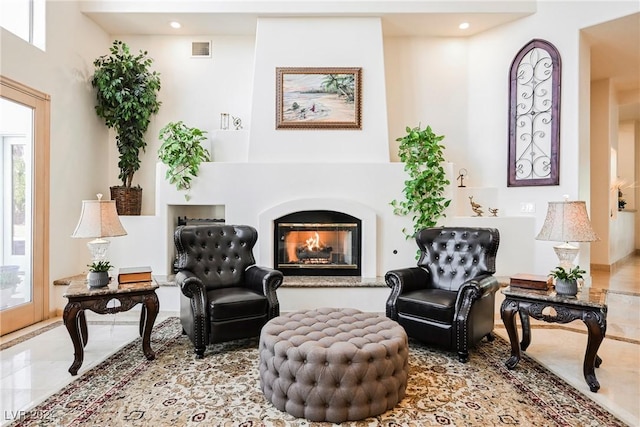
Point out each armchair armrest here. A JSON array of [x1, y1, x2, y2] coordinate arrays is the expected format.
[[174, 270, 208, 357], [175, 270, 206, 299], [454, 275, 500, 310], [385, 267, 430, 320], [245, 265, 283, 319]]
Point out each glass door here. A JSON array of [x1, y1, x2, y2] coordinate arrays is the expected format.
[[0, 77, 49, 335]]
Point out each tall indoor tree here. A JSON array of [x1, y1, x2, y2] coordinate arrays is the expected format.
[[92, 40, 161, 215]]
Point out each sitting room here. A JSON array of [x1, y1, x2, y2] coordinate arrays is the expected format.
[[1, 0, 638, 425]]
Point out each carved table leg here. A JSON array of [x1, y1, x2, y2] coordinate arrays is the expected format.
[[518, 310, 531, 351], [583, 311, 606, 392], [500, 298, 521, 369], [63, 303, 84, 376], [140, 292, 159, 361], [78, 310, 88, 347]]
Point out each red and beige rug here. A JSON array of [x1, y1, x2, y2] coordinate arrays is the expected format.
[[8, 317, 626, 426]]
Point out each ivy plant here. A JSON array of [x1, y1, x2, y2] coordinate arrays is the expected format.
[[391, 124, 451, 240], [158, 121, 211, 200], [91, 40, 161, 188]]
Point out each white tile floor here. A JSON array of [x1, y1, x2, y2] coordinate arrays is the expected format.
[[0, 311, 173, 426], [0, 258, 638, 426]]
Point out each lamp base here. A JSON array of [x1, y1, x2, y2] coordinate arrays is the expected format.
[[87, 238, 111, 263], [553, 242, 579, 270]]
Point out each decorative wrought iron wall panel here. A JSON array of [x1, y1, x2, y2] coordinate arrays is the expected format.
[[508, 39, 561, 186]]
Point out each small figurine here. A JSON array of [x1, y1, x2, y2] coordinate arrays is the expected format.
[[488, 207, 499, 217], [232, 116, 243, 130], [469, 196, 483, 217], [457, 168, 467, 188]]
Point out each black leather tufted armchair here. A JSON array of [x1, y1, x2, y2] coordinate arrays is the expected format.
[[174, 224, 283, 358], [385, 227, 500, 362]]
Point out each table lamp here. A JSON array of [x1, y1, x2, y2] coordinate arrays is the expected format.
[[536, 197, 599, 269], [71, 193, 127, 263]]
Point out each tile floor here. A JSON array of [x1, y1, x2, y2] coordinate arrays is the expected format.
[[0, 257, 638, 426]]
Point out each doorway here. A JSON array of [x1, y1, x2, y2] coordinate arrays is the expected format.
[[0, 76, 50, 335]]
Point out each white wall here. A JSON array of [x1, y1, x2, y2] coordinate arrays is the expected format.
[[618, 121, 636, 209], [249, 17, 390, 163], [383, 37, 468, 165], [4, 1, 639, 314], [464, 1, 639, 275], [0, 0, 110, 314], [106, 34, 256, 214]]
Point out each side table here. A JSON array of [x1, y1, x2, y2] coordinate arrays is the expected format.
[[500, 286, 608, 392], [62, 278, 159, 375]]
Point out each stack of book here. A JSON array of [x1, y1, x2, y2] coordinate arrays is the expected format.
[[509, 273, 550, 290], [117, 266, 152, 284]]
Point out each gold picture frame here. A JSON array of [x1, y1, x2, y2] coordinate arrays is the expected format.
[[276, 67, 362, 130]]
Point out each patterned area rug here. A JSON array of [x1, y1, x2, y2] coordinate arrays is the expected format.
[[9, 317, 625, 427]]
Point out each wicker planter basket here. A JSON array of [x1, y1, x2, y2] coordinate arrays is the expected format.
[[110, 186, 142, 216]]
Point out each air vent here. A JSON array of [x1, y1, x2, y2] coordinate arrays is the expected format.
[[191, 41, 211, 58]]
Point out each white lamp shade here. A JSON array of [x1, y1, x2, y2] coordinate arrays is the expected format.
[[536, 200, 599, 243], [71, 199, 127, 238]]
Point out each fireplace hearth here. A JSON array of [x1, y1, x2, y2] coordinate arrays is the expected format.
[[274, 210, 361, 276]]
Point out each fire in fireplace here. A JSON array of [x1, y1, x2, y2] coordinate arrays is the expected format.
[[274, 210, 361, 276]]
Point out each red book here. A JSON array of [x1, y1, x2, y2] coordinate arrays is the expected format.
[[118, 266, 152, 284]]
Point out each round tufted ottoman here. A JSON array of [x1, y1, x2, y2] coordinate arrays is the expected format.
[[259, 307, 409, 423]]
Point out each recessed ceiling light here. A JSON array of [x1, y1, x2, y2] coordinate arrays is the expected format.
[[170, 21, 181, 29], [459, 22, 470, 30]]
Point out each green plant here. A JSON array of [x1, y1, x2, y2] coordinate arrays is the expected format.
[[91, 40, 162, 188], [158, 121, 211, 200], [548, 266, 585, 281], [87, 261, 113, 273], [391, 124, 451, 239]]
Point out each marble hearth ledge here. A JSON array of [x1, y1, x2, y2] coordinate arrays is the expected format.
[[153, 275, 386, 288], [56, 275, 509, 288]]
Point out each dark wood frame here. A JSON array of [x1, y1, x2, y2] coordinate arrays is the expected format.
[[276, 67, 362, 130], [508, 39, 561, 186]]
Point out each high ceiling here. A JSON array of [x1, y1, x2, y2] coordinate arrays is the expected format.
[[81, 3, 639, 120]]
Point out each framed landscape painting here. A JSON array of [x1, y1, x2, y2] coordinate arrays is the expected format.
[[276, 67, 362, 129]]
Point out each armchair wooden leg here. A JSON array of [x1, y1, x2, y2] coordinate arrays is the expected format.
[[486, 332, 495, 342], [458, 351, 469, 363]]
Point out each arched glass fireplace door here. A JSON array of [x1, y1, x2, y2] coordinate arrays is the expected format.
[[274, 210, 361, 276]]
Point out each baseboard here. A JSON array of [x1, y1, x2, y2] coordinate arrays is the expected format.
[[591, 252, 638, 273]]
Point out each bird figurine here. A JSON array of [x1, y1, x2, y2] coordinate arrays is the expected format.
[[488, 207, 499, 217], [469, 196, 483, 217]]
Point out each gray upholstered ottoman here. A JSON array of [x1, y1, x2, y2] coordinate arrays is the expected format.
[[259, 307, 409, 423]]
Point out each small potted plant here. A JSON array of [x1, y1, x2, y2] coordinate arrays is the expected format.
[[548, 265, 586, 296], [87, 261, 113, 288], [158, 121, 211, 201]]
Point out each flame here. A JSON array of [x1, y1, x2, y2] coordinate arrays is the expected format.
[[305, 232, 321, 251]]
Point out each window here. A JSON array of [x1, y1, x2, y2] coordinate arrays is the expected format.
[[0, 0, 45, 50], [508, 39, 561, 187]]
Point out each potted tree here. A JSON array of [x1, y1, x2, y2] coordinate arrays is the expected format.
[[391, 124, 451, 241], [87, 261, 113, 288], [158, 121, 211, 201], [91, 40, 162, 215], [548, 265, 585, 296]]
